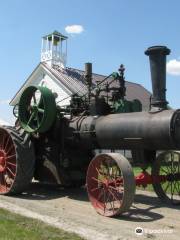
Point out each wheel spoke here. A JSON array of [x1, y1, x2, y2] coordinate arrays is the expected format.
[[6, 145, 14, 155], [103, 188, 107, 214], [113, 165, 118, 179], [7, 161, 16, 167], [112, 165, 116, 178], [37, 108, 44, 114], [36, 114, 40, 127], [102, 159, 111, 178], [91, 186, 101, 192], [95, 167, 103, 178], [173, 181, 179, 195], [108, 188, 121, 202], [104, 190, 112, 212], [27, 111, 36, 126], [105, 159, 111, 176], [109, 185, 118, 191], [165, 164, 172, 174], [162, 181, 170, 193], [6, 154, 16, 160], [109, 185, 123, 193], [160, 167, 169, 174], [97, 189, 104, 201], [37, 96, 43, 107], [4, 136, 10, 152], [114, 172, 122, 189], [6, 167, 15, 177], [32, 93, 37, 104], [91, 176, 102, 183]]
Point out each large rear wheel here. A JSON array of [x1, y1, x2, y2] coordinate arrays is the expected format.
[[0, 126, 35, 195]]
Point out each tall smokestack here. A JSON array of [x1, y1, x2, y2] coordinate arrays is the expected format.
[[85, 62, 92, 103], [145, 46, 170, 110]]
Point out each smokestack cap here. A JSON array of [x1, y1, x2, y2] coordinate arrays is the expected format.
[[145, 46, 170, 56]]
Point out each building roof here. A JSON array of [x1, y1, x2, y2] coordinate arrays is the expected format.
[[43, 30, 68, 40], [43, 63, 87, 95], [10, 63, 151, 110]]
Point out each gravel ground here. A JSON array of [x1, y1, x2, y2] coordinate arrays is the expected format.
[[0, 183, 179, 240]]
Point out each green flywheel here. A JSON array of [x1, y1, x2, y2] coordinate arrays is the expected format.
[[18, 86, 57, 133]]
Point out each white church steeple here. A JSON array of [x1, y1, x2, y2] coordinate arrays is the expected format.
[[41, 30, 68, 68]]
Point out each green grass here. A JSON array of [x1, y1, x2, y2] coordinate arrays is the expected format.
[[0, 208, 84, 240]]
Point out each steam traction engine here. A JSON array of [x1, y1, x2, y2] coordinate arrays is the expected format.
[[0, 46, 180, 217]]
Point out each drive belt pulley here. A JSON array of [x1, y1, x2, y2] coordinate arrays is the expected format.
[[18, 86, 57, 133]]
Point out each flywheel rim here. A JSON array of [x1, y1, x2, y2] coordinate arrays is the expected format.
[[18, 86, 57, 133]]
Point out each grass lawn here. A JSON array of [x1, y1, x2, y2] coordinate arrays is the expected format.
[[0, 208, 84, 240]]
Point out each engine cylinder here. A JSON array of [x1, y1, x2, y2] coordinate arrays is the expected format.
[[69, 110, 180, 150], [95, 110, 180, 150]]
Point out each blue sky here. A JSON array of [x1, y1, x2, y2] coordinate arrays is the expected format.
[[1, 0, 180, 123]]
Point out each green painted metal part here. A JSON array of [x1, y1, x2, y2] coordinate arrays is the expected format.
[[132, 99, 142, 112], [18, 86, 57, 133], [111, 72, 119, 80], [113, 99, 142, 113]]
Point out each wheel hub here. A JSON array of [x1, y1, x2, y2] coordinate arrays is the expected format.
[[0, 150, 6, 172], [102, 179, 109, 188], [167, 173, 180, 182]]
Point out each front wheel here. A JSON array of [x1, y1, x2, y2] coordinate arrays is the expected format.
[[86, 153, 135, 217]]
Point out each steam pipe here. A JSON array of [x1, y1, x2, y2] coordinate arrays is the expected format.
[[85, 63, 92, 104]]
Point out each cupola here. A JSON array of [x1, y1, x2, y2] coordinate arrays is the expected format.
[[41, 30, 68, 68]]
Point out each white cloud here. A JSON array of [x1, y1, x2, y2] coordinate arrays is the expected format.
[[167, 59, 180, 76], [0, 99, 10, 105], [65, 25, 84, 34], [0, 118, 10, 125]]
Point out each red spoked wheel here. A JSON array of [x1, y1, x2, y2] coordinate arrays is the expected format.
[[86, 153, 135, 217], [0, 128, 16, 193], [0, 126, 35, 195]]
